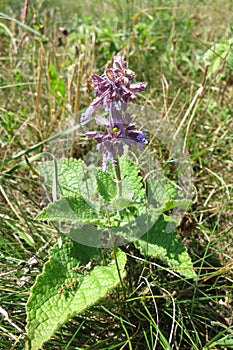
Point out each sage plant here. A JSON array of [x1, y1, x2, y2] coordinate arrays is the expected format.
[[26, 51, 196, 350]]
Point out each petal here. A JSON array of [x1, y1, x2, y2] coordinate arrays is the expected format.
[[129, 82, 148, 92], [80, 105, 95, 122], [102, 145, 114, 171], [113, 54, 127, 70], [91, 88, 111, 107], [85, 131, 104, 143], [105, 69, 115, 81], [95, 115, 109, 126], [125, 69, 135, 80], [92, 74, 105, 84], [109, 104, 125, 136]]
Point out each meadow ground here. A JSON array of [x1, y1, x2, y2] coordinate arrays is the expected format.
[[0, 0, 232, 349]]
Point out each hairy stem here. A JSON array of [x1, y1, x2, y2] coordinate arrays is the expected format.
[[114, 159, 122, 198]]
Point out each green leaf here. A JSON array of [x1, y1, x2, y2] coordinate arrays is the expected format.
[[119, 157, 145, 202], [37, 196, 100, 225], [147, 177, 177, 204], [135, 215, 196, 278], [26, 242, 126, 350], [146, 177, 191, 216], [96, 169, 116, 201], [68, 224, 133, 247], [204, 39, 233, 76], [38, 158, 83, 197], [110, 197, 136, 211], [48, 62, 66, 104], [39, 158, 101, 209]]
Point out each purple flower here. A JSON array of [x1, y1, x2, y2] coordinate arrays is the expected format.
[[81, 54, 147, 122], [86, 113, 149, 170], [82, 53, 149, 170]]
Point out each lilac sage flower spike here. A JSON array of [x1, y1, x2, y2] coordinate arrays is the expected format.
[[82, 53, 149, 170]]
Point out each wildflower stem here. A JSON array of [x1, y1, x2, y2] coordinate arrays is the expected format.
[[114, 159, 122, 198]]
